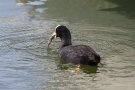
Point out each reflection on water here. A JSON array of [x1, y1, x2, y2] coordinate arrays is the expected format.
[[102, 0, 135, 19], [0, 0, 135, 90]]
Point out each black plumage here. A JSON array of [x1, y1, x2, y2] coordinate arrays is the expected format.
[[48, 25, 100, 66]]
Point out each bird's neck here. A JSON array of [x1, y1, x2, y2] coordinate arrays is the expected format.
[[60, 38, 72, 49]]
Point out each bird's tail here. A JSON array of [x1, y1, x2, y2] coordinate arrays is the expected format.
[[88, 54, 100, 66], [80, 54, 100, 66]]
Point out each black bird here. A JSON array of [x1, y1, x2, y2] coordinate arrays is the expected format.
[[48, 25, 100, 66]]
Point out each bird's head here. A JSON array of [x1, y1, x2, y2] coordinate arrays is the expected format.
[[48, 25, 71, 47]]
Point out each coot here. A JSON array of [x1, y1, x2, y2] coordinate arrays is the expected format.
[[48, 25, 100, 66]]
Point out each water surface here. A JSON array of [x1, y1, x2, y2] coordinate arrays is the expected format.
[[0, 0, 135, 90]]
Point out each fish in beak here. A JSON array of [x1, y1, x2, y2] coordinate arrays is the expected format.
[[47, 32, 56, 47]]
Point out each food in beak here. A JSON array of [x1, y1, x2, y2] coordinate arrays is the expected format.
[[47, 32, 56, 47]]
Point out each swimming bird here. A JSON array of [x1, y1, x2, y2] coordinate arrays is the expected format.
[[48, 25, 100, 66]]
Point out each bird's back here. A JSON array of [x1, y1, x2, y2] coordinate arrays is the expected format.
[[60, 45, 100, 65]]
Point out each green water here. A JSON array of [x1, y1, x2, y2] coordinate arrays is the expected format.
[[0, 0, 135, 90]]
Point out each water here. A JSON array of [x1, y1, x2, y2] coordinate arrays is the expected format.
[[0, 0, 135, 90]]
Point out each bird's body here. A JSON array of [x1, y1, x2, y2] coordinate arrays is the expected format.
[[60, 45, 100, 65], [48, 25, 100, 66]]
